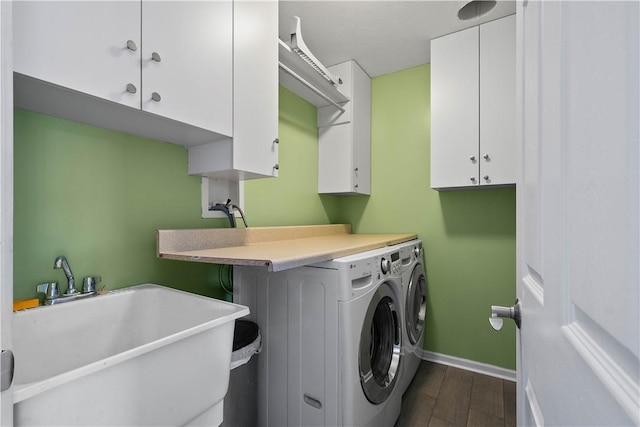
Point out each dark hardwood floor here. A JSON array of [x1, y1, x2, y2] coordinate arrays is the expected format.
[[396, 361, 516, 427]]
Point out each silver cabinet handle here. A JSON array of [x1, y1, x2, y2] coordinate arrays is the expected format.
[[470, 155, 476, 162], [483, 154, 490, 160], [126, 40, 137, 51], [273, 138, 279, 144], [151, 92, 161, 102], [151, 52, 161, 62], [489, 298, 521, 330], [484, 175, 490, 181], [126, 83, 137, 94], [470, 176, 476, 182], [273, 164, 279, 170]]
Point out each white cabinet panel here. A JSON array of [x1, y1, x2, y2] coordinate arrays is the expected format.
[[232, 0, 279, 178], [318, 60, 371, 195], [431, 26, 480, 189], [318, 124, 353, 193], [13, 1, 235, 147], [480, 15, 516, 186], [187, 0, 279, 181], [141, 1, 232, 136], [13, 1, 140, 110], [430, 15, 515, 190]]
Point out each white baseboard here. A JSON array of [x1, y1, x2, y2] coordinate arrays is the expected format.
[[417, 349, 516, 382]]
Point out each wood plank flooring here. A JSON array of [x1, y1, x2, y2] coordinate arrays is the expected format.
[[395, 361, 516, 427]]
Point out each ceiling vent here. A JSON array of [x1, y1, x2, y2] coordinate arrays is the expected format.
[[458, 0, 497, 21]]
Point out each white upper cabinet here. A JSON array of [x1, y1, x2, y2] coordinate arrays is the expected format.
[[13, 1, 278, 180], [188, 0, 279, 180], [229, 0, 279, 179], [479, 16, 516, 186], [141, 1, 233, 136], [13, 1, 234, 146], [13, 2, 142, 110], [431, 15, 516, 190], [430, 25, 479, 189], [317, 60, 371, 195]]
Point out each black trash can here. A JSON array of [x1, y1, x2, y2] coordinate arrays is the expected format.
[[222, 320, 261, 427]]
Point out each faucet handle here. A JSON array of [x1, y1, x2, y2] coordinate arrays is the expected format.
[[37, 282, 60, 299], [82, 276, 101, 294], [36, 283, 48, 294]]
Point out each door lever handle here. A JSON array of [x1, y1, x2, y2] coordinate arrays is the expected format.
[[489, 298, 521, 330]]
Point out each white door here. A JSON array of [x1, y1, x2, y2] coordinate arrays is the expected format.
[[0, 1, 13, 425], [516, 1, 639, 425]]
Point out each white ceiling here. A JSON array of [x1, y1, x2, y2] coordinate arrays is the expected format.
[[279, 0, 517, 78]]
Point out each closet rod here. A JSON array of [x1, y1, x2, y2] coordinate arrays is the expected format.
[[278, 61, 346, 113]]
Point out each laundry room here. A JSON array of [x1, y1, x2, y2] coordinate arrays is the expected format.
[[3, 1, 638, 426], [11, 12, 516, 425]]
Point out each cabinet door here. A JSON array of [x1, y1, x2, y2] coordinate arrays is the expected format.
[[318, 123, 353, 193], [232, 0, 279, 178], [480, 15, 516, 186], [318, 60, 370, 195], [351, 62, 371, 195], [431, 26, 480, 189], [141, 0, 233, 137], [13, 1, 140, 109]]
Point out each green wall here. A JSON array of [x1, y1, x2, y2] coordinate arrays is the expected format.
[[13, 69, 516, 370], [337, 64, 517, 369], [244, 87, 341, 225], [13, 86, 338, 301], [13, 109, 223, 300]]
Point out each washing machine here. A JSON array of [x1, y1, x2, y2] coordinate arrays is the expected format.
[[233, 240, 414, 426], [327, 244, 406, 426], [397, 240, 427, 395]]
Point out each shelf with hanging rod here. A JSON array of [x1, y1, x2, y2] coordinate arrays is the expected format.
[[278, 17, 350, 109]]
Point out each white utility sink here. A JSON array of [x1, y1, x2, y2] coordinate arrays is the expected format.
[[12, 284, 249, 426]]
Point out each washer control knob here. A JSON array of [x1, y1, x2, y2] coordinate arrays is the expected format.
[[380, 258, 390, 275]]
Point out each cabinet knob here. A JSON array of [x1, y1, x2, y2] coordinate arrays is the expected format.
[[151, 92, 161, 102], [273, 138, 279, 144], [354, 167, 359, 172], [483, 154, 490, 160], [151, 52, 162, 62], [470, 155, 476, 162], [484, 175, 490, 181], [273, 164, 279, 170], [126, 83, 137, 94], [126, 40, 138, 51], [470, 176, 477, 182]]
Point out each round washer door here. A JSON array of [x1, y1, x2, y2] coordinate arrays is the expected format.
[[406, 263, 427, 346], [359, 282, 402, 404]]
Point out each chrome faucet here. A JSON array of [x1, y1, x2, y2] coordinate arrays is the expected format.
[[53, 255, 78, 295]]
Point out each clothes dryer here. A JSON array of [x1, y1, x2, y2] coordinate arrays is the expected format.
[[397, 240, 427, 395], [327, 244, 406, 426]]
